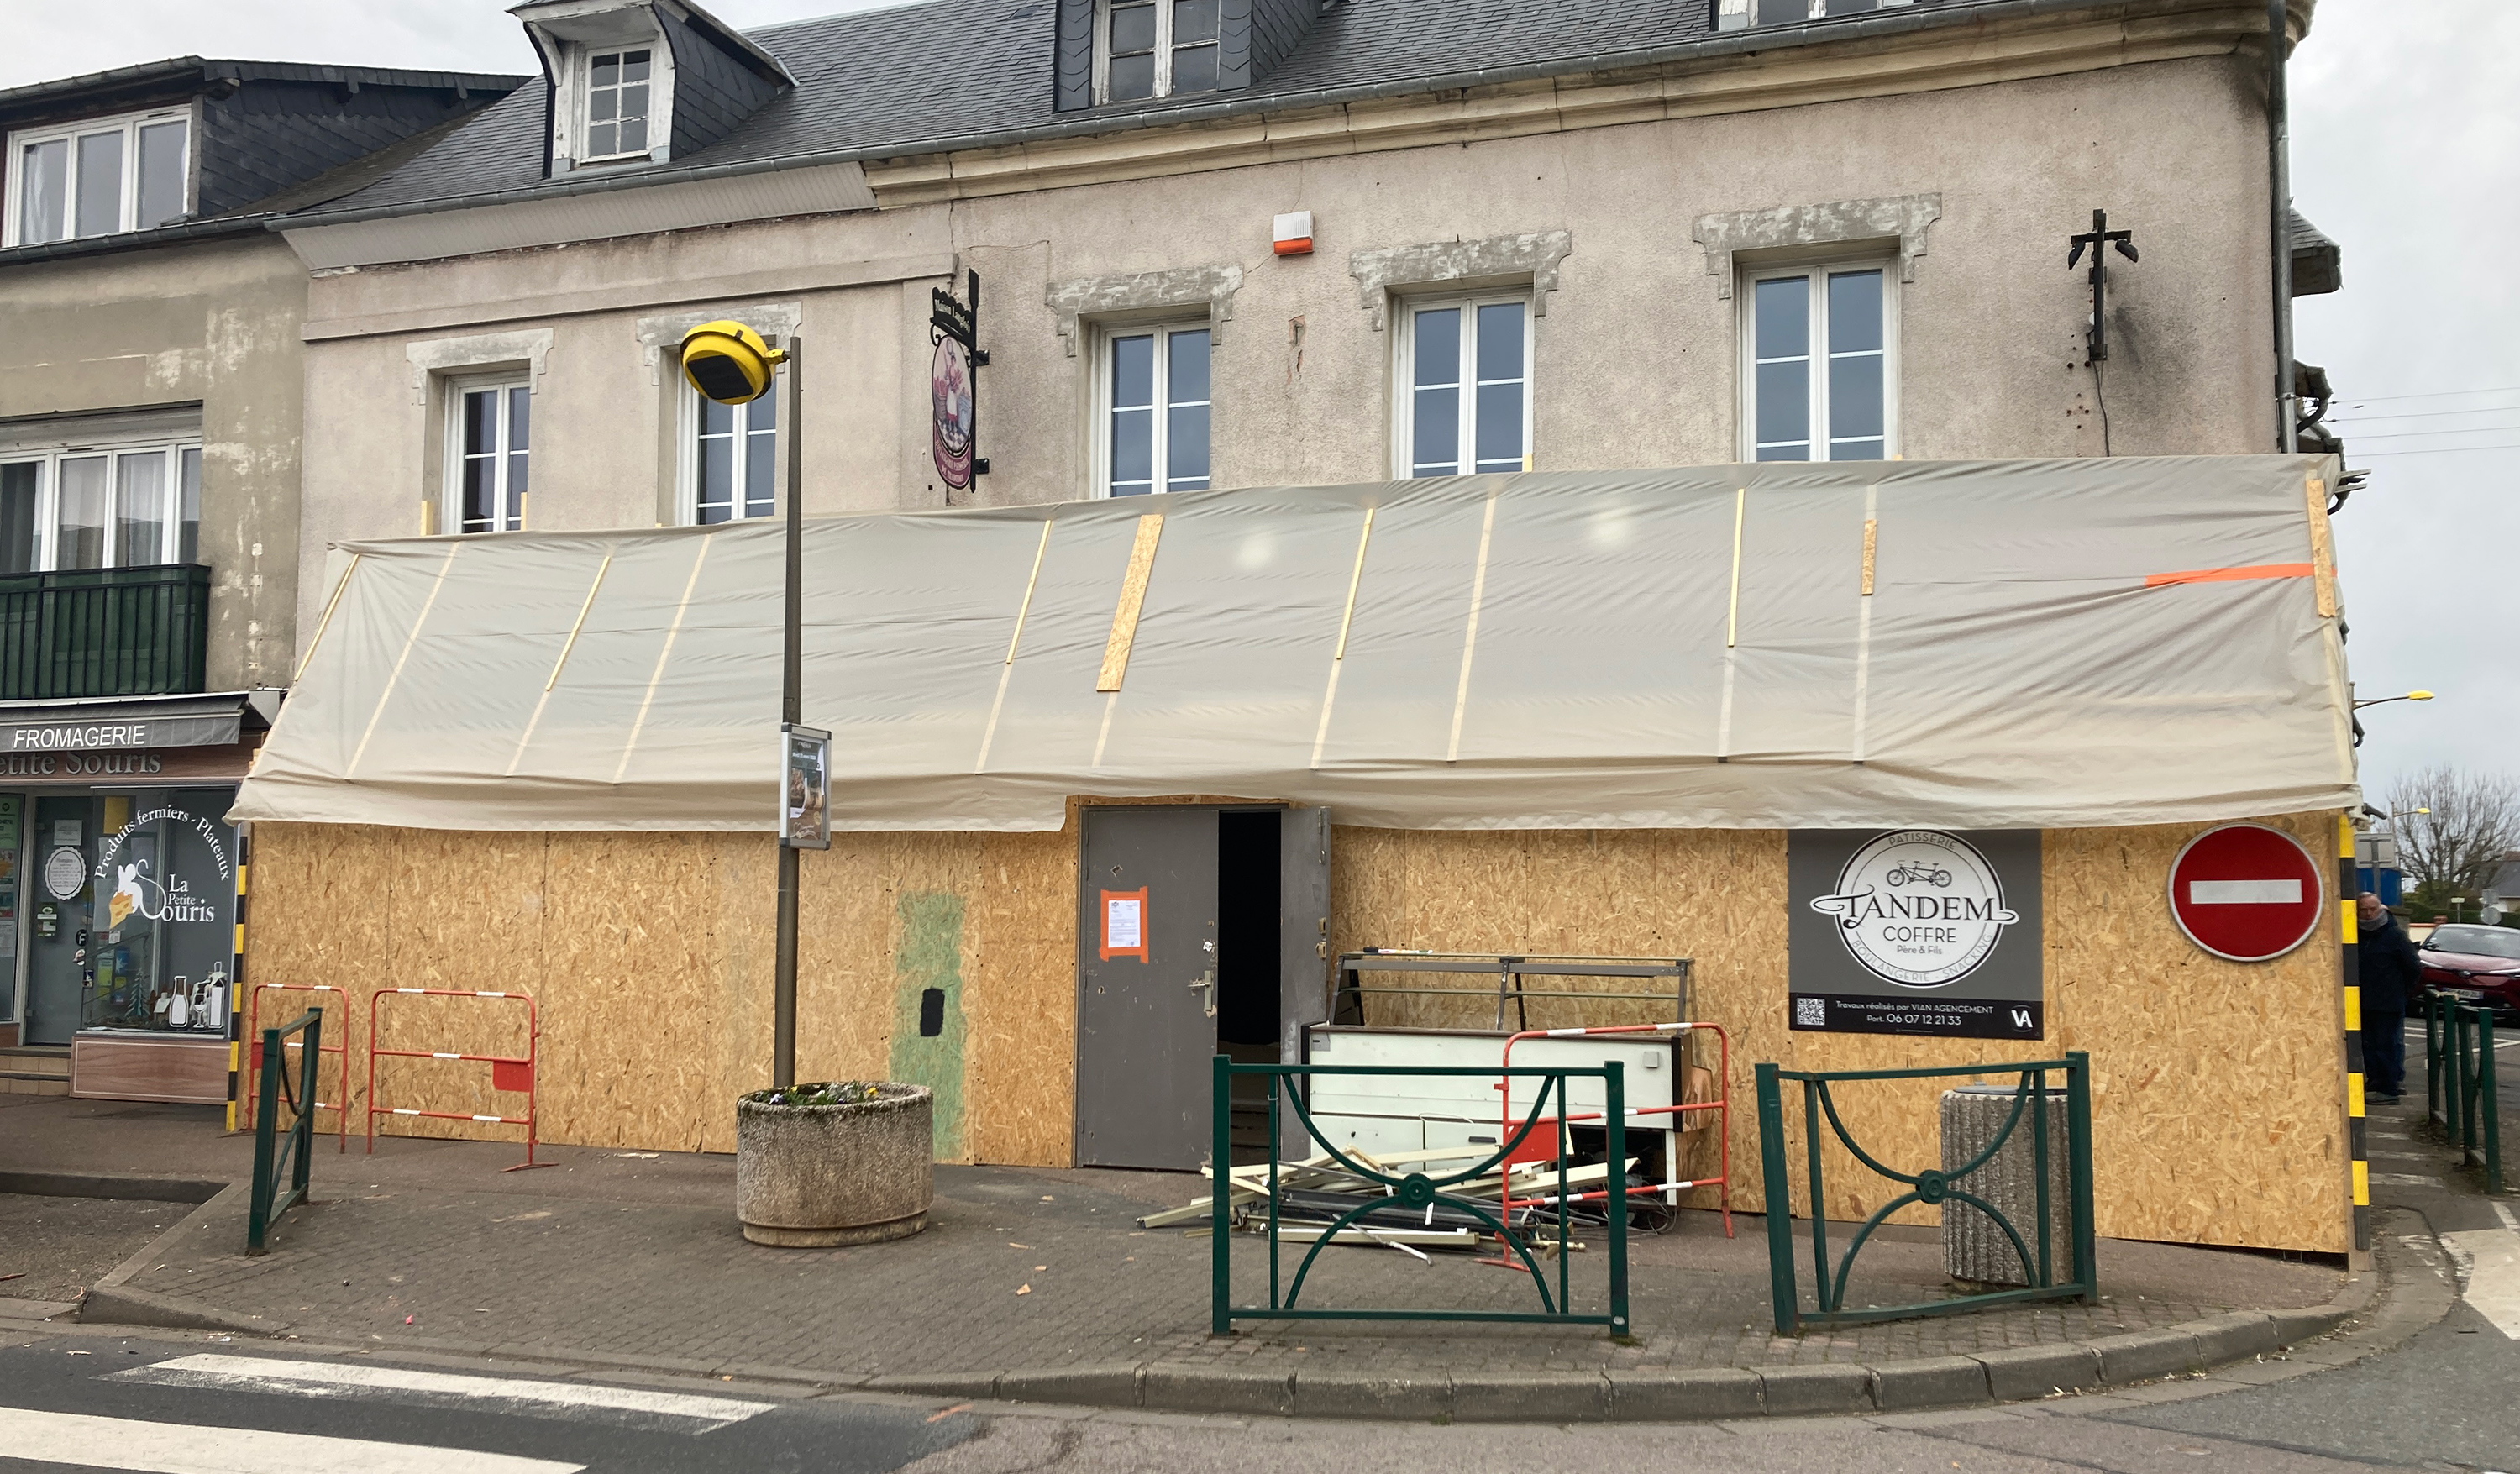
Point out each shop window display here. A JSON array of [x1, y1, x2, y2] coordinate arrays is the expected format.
[[19, 789, 234, 1041]]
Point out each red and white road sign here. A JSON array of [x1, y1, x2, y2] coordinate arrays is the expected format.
[[2167, 823, 2326, 962]]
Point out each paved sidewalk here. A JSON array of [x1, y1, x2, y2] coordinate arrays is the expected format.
[[3, 1094, 2364, 1419]]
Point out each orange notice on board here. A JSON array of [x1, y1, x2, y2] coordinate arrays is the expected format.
[[1100, 887, 1149, 963]]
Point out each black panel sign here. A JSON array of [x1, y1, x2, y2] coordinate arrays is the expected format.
[[1787, 829, 2044, 1040]]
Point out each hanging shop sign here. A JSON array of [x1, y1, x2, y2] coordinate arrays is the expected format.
[[2167, 823, 2323, 962], [928, 270, 989, 492], [780, 723, 831, 851], [1788, 829, 2045, 1039]]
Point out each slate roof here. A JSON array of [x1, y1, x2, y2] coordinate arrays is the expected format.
[[0, 57, 519, 115], [302, 0, 1993, 220], [0, 58, 527, 265]]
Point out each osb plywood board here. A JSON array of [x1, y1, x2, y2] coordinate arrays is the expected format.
[[794, 823, 1079, 1168], [249, 818, 1080, 1166], [1327, 816, 2348, 1254], [248, 824, 774, 1155]]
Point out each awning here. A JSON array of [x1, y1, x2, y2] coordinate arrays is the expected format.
[[235, 456, 2357, 833], [0, 690, 279, 753]]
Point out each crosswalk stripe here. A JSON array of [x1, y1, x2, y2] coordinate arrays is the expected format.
[[113, 1354, 777, 1430], [2444, 1226, 2520, 1340], [5, 1406, 581, 1474]]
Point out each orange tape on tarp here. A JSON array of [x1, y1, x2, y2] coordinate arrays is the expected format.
[[2142, 562, 2314, 589]]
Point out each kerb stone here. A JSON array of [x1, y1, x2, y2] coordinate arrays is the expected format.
[[1971, 1343, 2101, 1400], [1869, 1355, 1992, 1410], [1607, 1367, 1762, 1420]]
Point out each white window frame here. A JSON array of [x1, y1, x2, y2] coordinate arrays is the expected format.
[[1389, 290, 1535, 480], [3, 105, 192, 247], [552, 37, 675, 169], [1091, 318, 1213, 499], [1092, 0, 1222, 104], [1736, 256, 1900, 464], [443, 375, 531, 535], [0, 435, 203, 572], [675, 381, 781, 525]]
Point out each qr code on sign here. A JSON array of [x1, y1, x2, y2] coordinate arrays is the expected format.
[[1794, 997, 1825, 1027]]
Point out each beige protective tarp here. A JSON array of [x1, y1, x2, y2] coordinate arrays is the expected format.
[[235, 456, 2357, 833]]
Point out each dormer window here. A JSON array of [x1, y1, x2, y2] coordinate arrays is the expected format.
[[1099, 0, 1219, 104], [5, 108, 190, 247], [1717, 0, 1914, 28], [519, 0, 696, 174], [584, 48, 653, 160]]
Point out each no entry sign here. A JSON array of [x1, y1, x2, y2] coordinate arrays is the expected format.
[[2168, 824, 2326, 962]]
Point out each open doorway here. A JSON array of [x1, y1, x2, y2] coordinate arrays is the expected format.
[[1073, 804, 1328, 1171], [1216, 809, 1281, 1157]]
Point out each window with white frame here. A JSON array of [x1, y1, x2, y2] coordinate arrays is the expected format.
[[1719, 0, 1914, 30], [583, 48, 654, 160], [1098, 0, 1220, 104], [447, 380, 531, 533], [682, 384, 778, 524], [1742, 263, 1893, 462], [1394, 294, 1530, 478], [1097, 323, 1211, 497], [0, 439, 202, 574], [6, 107, 190, 247]]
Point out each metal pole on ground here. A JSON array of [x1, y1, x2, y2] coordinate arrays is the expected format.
[[677, 319, 803, 1089], [774, 340, 803, 1088]]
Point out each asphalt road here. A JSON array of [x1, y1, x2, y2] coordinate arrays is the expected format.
[[0, 1335, 978, 1474], [2, 1021, 2507, 1474], [0, 1288, 2507, 1474]]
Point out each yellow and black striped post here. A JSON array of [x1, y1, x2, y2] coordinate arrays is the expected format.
[[2339, 814, 2369, 1253], [223, 826, 251, 1133]]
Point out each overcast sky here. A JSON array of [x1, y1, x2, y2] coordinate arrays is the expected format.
[[6, 2, 2507, 808]]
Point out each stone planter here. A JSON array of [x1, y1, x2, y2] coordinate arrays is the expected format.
[[736, 1082, 933, 1247]]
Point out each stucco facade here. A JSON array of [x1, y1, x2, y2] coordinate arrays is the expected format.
[[0, 233, 307, 691], [288, 38, 2285, 657]]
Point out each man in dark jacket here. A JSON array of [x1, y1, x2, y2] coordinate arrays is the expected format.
[[2358, 892, 2423, 1101]]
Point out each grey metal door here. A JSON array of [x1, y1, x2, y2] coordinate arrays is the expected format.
[[1277, 805, 1331, 1063], [1076, 806, 1221, 1170], [24, 795, 89, 1045], [1275, 805, 1332, 1144]]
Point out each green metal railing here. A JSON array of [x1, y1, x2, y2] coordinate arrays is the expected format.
[[1210, 1056, 1630, 1334], [1755, 1054, 2097, 1333], [0, 563, 211, 698], [2423, 995, 2503, 1193], [247, 1009, 322, 1254]]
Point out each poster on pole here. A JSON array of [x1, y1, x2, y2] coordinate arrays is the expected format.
[[780, 723, 831, 850], [1787, 829, 2044, 1039]]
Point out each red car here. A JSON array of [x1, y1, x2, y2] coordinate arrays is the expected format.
[[2418, 924, 2520, 1015]]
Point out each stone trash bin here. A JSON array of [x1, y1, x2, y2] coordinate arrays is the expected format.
[[736, 1082, 934, 1247], [1940, 1083, 2071, 1288]]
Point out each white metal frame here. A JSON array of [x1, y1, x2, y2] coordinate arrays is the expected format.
[[1092, 0, 1221, 103], [0, 435, 203, 571], [3, 103, 192, 247], [443, 375, 531, 534], [675, 380, 780, 525], [1090, 317, 1213, 499], [552, 34, 675, 168], [1388, 290, 1536, 480], [1736, 255, 1900, 463]]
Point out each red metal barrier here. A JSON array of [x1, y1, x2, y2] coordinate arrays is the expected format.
[[244, 983, 351, 1153], [1495, 1022, 1732, 1239], [366, 987, 551, 1171]]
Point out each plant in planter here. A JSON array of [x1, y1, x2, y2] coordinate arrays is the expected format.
[[735, 1080, 933, 1246]]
